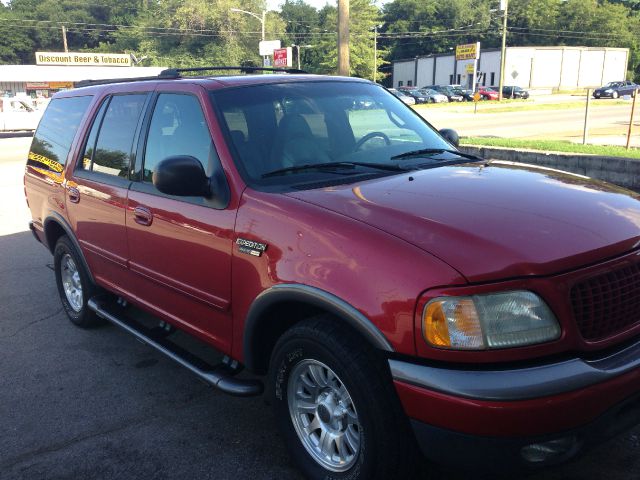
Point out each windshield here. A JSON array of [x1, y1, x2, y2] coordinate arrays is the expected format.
[[211, 81, 452, 189], [604, 82, 621, 88]]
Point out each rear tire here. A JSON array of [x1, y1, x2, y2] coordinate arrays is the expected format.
[[54, 235, 104, 328], [269, 316, 416, 480]]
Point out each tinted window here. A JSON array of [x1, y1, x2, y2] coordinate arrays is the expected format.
[[27, 96, 92, 175], [143, 94, 213, 182], [77, 99, 109, 171], [92, 94, 146, 177], [213, 82, 450, 187]]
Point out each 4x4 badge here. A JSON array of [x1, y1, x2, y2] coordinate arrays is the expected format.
[[236, 238, 268, 257]]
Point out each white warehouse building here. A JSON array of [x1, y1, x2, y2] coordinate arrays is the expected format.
[[392, 46, 629, 91]]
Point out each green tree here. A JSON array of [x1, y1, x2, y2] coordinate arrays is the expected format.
[[280, 0, 322, 70], [0, 7, 35, 63], [314, 0, 382, 79]]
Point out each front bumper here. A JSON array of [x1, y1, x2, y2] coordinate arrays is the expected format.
[[391, 336, 640, 465], [410, 390, 640, 469]]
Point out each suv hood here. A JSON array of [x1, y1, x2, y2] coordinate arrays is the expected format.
[[287, 161, 640, 282]]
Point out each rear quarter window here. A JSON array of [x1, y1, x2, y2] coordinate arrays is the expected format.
[[27, 96, 93, 176]]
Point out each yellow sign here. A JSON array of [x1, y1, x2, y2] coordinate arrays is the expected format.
[[456, 43, 480, 61], [465, 64, 475, 74], [49, 81, 74, 89], [36, 52, 132, 67], [473, 92, 481, 102]]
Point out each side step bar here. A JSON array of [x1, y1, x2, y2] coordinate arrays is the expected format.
[[88, 297, 263, 397]]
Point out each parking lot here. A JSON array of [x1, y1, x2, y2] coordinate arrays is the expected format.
[[1, 136, 639, 480]]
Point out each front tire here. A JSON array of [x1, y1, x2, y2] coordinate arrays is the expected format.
[[612, 91, 619, 99], [54, 235, 104, 328], [269, 317, 414, 480]]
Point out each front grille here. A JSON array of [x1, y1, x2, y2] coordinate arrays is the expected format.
[[571, 262, 640, 341]]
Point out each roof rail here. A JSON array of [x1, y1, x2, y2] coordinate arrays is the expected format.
[[75, 71, 178, 88], [75, 66, 307, 88], [159, 66, 308, 77]]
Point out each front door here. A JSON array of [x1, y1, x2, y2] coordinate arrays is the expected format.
[[125, 84, 235, 352]]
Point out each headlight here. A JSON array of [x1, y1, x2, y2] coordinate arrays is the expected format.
[[423, 291, 560, 350]]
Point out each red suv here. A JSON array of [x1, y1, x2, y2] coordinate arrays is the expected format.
[[24, 67, 640, 479]]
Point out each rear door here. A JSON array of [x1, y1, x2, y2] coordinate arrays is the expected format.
[[125, 83, 235, 352], [66, 89, 149, 290]]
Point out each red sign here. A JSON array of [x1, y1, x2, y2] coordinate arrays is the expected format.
[[273, 48, 288, 67]]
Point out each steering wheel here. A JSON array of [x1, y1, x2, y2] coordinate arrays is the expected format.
[[355, 131, 391, 151]]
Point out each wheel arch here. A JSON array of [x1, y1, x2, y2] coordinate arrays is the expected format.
[[242, 284, 394, 375], [44, 213, 95, 284]]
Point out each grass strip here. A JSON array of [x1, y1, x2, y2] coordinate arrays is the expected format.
[[461, 137, 640, 159]]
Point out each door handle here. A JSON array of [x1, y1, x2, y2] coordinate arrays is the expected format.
[[133, 206, 153, 226], [68, 187, 80, 203]]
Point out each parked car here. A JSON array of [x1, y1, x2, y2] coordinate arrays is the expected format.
[[0, 97, 43, 131], [502, 85, 530, 99], [478, 86, 499, 100], [396, 88, 429, 104], [450, 87, 474, 102], [25, 67, 640, 480], [593, 81, 638, 99], [425, 85, 464, 102], [388, 87, 416, 105], [418, 88, 449, 103]]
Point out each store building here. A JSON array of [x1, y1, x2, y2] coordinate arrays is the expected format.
[[0, 64, 166, 98], [391, 46, 629, 91]]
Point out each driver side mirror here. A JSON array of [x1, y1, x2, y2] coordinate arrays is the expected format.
[[439, 128, 459, 148], [153, 156, 211, 197]]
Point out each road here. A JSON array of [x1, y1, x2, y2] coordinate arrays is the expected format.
[[419, 99, 640, 147], [1, 137, 639, 480]]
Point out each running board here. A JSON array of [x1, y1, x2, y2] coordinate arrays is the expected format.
[[88, 297, 263, 397]]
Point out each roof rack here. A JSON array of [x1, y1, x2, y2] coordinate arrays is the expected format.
[[75, 66, 307, 88], [159, 66, 308, 76], [75, 71, 178, 88]]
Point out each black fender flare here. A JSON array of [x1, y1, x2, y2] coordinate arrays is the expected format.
[[44, 212, 96, 284], [243, 283, 394, 372]]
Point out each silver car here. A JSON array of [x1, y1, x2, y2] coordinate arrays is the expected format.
[[388, 88, 416, 105], [418, 88, 449, 103]]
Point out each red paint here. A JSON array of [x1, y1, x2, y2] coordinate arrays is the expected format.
[[23, 75, 640, 448], [394, 362, 640, 436]]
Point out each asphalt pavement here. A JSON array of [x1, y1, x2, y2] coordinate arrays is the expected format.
[[1, 137, 639, 480]]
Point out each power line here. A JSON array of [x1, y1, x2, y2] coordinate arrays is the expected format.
[[508, 26, 633, 38], [507, 30, 632, 42]]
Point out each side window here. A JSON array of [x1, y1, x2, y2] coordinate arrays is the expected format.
[[28, 96, 93, 175], [78, 99, 109, 171], [92, 94, 147, 177], [143, 93, 212, 182]]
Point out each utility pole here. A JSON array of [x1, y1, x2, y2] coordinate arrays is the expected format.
[[337, 0, 350, 76], [373, 25, 378, 82], [62, 25, 69, 53], [230, 8, 267, 67], [261, 10, 266, 67], [498, 0, 508, 101]]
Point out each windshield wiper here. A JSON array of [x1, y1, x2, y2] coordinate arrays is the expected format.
[[262, 161, 407, 178], [391, 148, 482, 162]]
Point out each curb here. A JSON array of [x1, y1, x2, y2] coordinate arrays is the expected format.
[[459, 144, 640, 191]]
